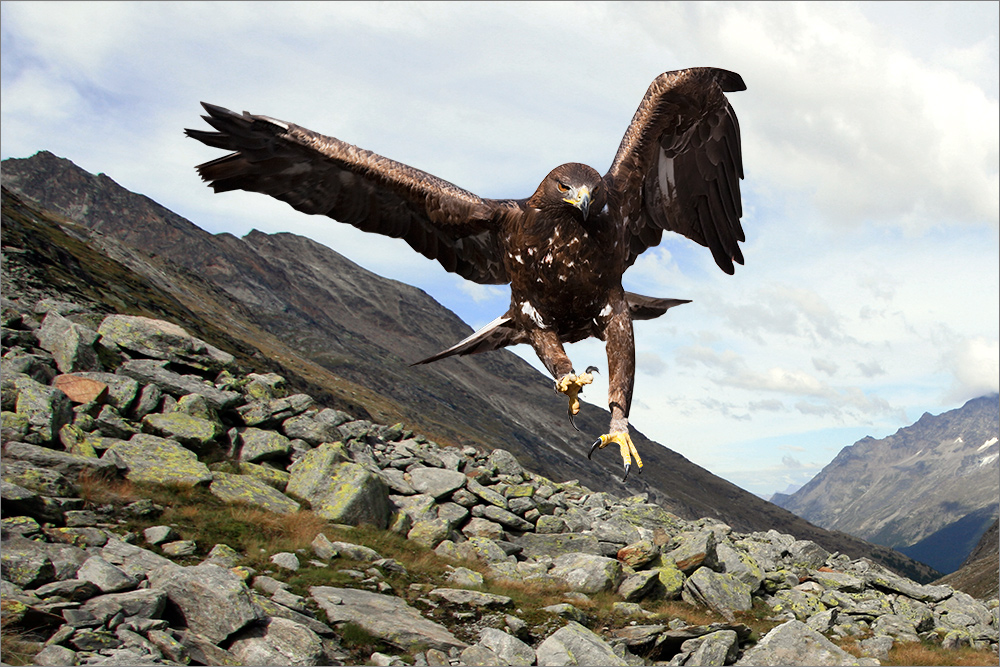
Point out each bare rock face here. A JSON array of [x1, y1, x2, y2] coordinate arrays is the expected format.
[[310, 586, 467, 653], [536, 621, 629, 666], [548, 553, 624, 594], [97, 314, 234, 372], [147, 563, 265, 644], [735, 620, 865, 666], [227, 616, 325, 666]]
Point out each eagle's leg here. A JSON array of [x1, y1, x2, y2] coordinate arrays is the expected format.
[[587, 302, 641, 481], [527, 329, 594, 429]]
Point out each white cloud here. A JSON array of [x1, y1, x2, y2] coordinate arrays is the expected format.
[[943, 337, 1000, 403]]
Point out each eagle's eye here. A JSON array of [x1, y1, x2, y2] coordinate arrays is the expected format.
[[556, 182, 570, 193]]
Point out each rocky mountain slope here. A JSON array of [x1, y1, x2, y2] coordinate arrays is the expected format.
[[1, 152, 940, 583], [773, 396, 999, 574], [2, 293, 997, 666], [938, 519, 1000, 601]]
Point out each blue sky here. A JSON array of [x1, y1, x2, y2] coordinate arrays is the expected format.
[[2, 2, 997, 497]]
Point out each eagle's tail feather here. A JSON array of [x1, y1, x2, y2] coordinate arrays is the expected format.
[[625, 293, 691, 320], [411, 314, 521, 366]]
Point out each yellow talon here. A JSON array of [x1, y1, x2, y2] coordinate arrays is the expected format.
[[556, 370, 595, 416], [589, 431, 643, 481]]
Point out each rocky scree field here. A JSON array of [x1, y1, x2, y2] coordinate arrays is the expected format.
[[2, 296, 998, 667]]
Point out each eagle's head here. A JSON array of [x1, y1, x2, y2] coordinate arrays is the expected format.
[[531, 163, 606, 222]]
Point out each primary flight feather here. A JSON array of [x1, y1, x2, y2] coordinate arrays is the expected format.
[[186, 67, 747, 481]]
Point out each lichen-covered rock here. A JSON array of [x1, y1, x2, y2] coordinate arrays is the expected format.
[[668, 530, 717, 574], [118, 359, 242, 409], [715, 540, 764, 592], [238, 427, 293, 462], [512, 532, 603, 559], [209, 472, 301, 515], [654, 556, 687, 599], [1, 459, 78, 497], [672, 629, 739, 666], [3, 441, 117, 481], [811, 569, 865, 593], [407, 517, 452, 548], [536, 621, 629, 666], [243, 373, 287, 400], [102, 434, 213, 486], [786, 540, 830, 570], [97, 315, 234, 371], [237, 393, 314, 427], [617, 539, 660, 568], [13, 374, 73, 444], [769, 588, 827, 621], [75, 556, 138, 593], [618, 569, 662, 602], [81, 588, 168, 623], [142, 412, 223, 453], [549, 552, 624, 594], [682, 567, 753, 618], [236, 461, 290, 491], [288, 458, 390, 528], [36, 311, 101, 373], [481, 504, 534, 531], [1, 537, 56, 587], [281, 408, 348, 445]]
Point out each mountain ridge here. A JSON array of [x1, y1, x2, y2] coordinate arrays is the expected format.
[[774, 394, 999, 574], [1, 151, 940, 583]]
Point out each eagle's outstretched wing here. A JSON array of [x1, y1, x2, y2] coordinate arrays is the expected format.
[[605, 68, 746, 274], [186, 103, 513, 285]]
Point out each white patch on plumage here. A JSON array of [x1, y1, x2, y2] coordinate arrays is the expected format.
[[658, 148, 677, 199], [599, 304, 613, 318], [543, 252, 554, 264], [514, 254, 524, 264], [520, 301, 546, 328]]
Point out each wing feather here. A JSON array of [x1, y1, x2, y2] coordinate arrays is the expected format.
[[186, 103, 512, 285], [606, 68, 746, 275]]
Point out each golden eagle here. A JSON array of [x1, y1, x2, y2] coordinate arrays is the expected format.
[[186, 67, 746, 481]]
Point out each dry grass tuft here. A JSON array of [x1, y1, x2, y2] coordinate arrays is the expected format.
[[0, 629, 43, 666], [881, 641, 1000, 666], [77, 471, 141, 506]]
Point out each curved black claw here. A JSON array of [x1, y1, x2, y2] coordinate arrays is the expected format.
[[568, 410, 581, 432], [622, 463, 631, 482], [589, 438, 602, 460], [584, 365, 599, 375]]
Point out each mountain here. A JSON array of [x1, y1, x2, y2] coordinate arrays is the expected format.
[[937, 518, 999, 600], [1, 151, 940, 583], [773, 395, 999, 573]]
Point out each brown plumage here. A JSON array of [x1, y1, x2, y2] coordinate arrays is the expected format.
[[186, 67, 747, 481]]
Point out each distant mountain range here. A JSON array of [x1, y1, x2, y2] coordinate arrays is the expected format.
[[1, 151, 943, 584], [773, 395, 999, 574]]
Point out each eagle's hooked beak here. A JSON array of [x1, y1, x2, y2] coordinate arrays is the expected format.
[[563, 185, 591, 221]]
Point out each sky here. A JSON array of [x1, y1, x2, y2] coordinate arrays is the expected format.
[[2, 1, 998, 497]]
